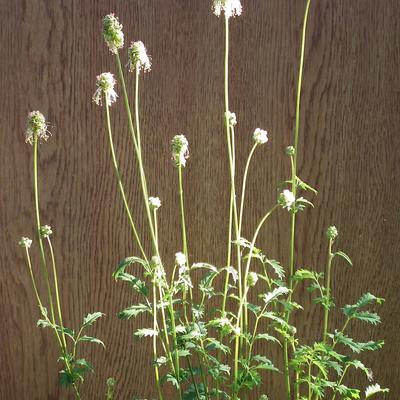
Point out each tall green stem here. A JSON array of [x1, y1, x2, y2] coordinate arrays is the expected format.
[[103, 100, 147, 262], [46, 236, 67, 350], [33, 137, 56, 324], [283, 2, 312, 399], [323, 239, 333, 342]]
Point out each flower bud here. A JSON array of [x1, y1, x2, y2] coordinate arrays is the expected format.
[[171, 135, 189, 167], [286, 146, 295, 156], [278, 189, 295, 210], [25, 111, 49, 145], [212, 0, 242, 18], [326, 226, 338, 240], [149, 196, 161, 210], [128, 41, 151, 73], [224, 111, 237, 127], [93, 72, 118, 106], [102, 14, 124, 54], [40, 225, 53, 238], [19, 237, 32, 248], [247, 271, 258, 287], [253, 128, 268, 145]]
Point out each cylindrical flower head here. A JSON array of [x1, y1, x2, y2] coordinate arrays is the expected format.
[[225, 111, 237, 127], [102, 14, 124, 54], [92, 72, 118, 106], [40, 225, 53, 238], [175, 252, 186, 267], [253, 128, 268, 145], [278, 189, 296, 210], [19, 237, 32, 248], [326, 226, 338, 240], [25, 111, 49, 145], [212, 0, 242, 18], [128, 41, 151, 73], [171, 134, 189, 167], [247, 271, 258, 287], [149, 196, 161, 210]]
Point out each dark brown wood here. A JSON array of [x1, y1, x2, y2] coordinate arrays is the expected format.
[[1, 0, 399, 398]]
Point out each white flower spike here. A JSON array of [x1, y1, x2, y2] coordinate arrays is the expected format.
[[102, 14, 124, 54], [19, 237, 32, 248], [149, 196, 161, 210], [128, 41, 151, 73], [279, 189, 296, 210], [93, 72, 118, 106], [253, 128, 268, 145], [171, 135, 189, 167], [25, 111, 50, 145], [212, 0, 242, 18]]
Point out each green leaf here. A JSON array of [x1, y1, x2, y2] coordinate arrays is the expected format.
[[77, 335, 105, 348], [365, 384, 389, 398], [113, 256, 150, 279], [118, 303, 151, 320], [255, 333, 281, 346], [82, 312, 104, 328], [191, 262, 218, 272], [333, 251, 353, 266], [264, 259, 285, 279], [134, 328, 158, 338], [252, 355, 279, 372], [263, 286, 289, 305], [115, 272, 148, 296]]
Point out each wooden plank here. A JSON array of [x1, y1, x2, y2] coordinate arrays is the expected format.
[[0, 0, 399, 398]]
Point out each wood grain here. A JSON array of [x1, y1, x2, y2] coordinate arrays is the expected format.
[[1, 0, 399, 398]]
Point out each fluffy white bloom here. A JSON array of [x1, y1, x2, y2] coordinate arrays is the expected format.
[[102, 14, 124, 54], [253, 128, 268, 145], [233, 326, 241, 335], [149, 196, 161, 210], [25, 111, 50, 145], [93, 72, 118, 106], [171, 134, 189, 167], [225, 111, 237, 127], [19, 237, 32, 248], [128, 41, 151, 73], [40, 225, 53, 238], [212, 0, 242, 18], [151, 256, 166, 283], [175, 252, 186, 267], [279, 189, 296, 210]]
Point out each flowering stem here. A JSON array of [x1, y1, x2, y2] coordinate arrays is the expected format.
[[46, 236, 67, 351], [283, 1, 312, 399], [323, 239, 333, 342], [33, 137, 56, 324], [103, 100, 147, 262], [233, 205, 278, 399], [238, 143, 258, 234], [152, 283, 163, 399]]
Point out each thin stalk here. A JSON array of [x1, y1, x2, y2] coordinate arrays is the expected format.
[[46, 236, 67, 351], [233, 205, 278, 398], [152, 285, 163, 400], [33, 137, 56, 324], [323, 239, 333, 342], [331, 365, 349, 400], [238, 143, 258, 234], [103, 100, 147, 262], [186, 356, 202, 400], [308, 363, 312, 400], [152, 210, 163, 400], [283, 1, 312, 399]]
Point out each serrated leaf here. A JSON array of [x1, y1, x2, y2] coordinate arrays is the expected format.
[[255, 333, 281, 346], [113, 256, 150, 279], [263, 286, 289, 305], [77, 335, 105, 348], [134, 328, 158, 338], [82, 312, 104, 328], [118, 304, 151, 320], [191, 262, 218, 272], [365, 384, 389, 398]]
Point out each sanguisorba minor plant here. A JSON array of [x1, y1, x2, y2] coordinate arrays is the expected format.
[[93, 1, 390, 399], [19, 112, 106, 399]]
